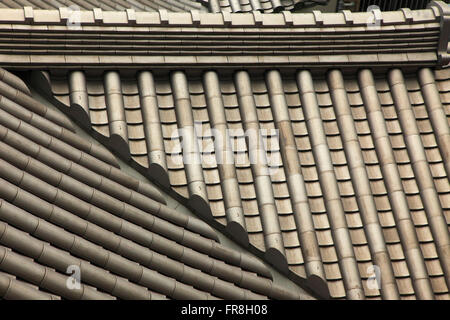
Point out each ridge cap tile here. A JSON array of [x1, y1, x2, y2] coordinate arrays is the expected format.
[[0, 66, 311, 301]]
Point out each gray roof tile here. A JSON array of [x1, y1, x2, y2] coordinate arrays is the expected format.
[[0, 66, 314, 300], [1, 2, 449, 301]]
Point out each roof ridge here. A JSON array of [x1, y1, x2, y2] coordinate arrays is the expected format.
[[36, 66, 450, 299], [0, 6, 440, 27]]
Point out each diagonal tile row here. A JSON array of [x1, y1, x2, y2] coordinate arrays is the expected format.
[[0, 67, 312, 300], [41, 66, 450, 299]]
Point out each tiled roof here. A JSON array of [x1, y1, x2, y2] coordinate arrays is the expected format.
[[0, 67, 313, 300], [0, 0, 206, 12], [38, 64, 450, 300], [0, 7, 445, 69]]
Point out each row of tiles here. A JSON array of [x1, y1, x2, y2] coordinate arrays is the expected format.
[[357, 0, 432, 11], [0, 6, 442, 27], [43, 66, 450, 299], [0, 67, 314, 300], [211, 0, 322, 13], [0, 6, 445, 70], [0, 0, 206, 12], [0, 0, 332, 13]]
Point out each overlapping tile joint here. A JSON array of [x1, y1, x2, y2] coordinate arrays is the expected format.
[[0, 67, 313, 300]]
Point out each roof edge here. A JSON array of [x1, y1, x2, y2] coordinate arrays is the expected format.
[[0, 6, 440, 28]]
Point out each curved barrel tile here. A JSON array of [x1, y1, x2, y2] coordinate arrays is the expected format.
[[68, 70, 92, 126], [0, 86, 302, 300], [419, 68, 450, 179], [171, 71, 212, 219], [234, 70, 288, 273], [0, 68, 30, 96], [0, 270, 59, 300], [0, 0, 207, 11], [328, 69, 400, 300], [36, 66, 450, 300]]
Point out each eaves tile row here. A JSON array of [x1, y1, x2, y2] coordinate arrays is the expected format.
[[209, 0, 325, 13], [0, 67, 313, 300], [0, 0, 207, 12], [38, 65, 450, 300], [0, 6, 440, 28]]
